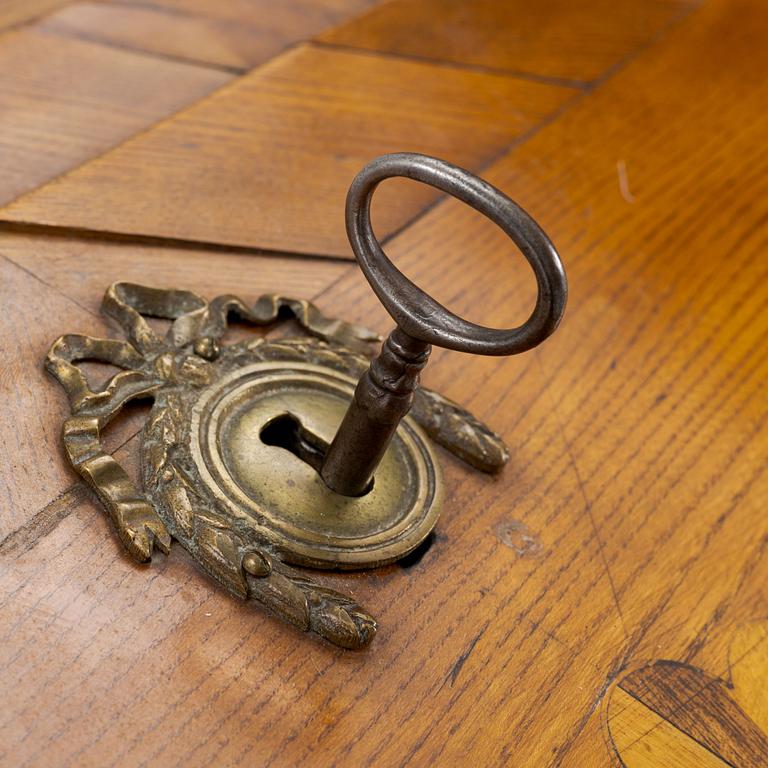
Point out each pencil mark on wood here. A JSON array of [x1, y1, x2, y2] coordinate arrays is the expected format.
[[535, 354, 630, 641]]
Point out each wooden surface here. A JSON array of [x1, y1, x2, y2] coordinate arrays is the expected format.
[[0, 44, 574, 256], [41, 0, 381, 70], [0, 0, 68, 29], [1, 0, 767, 766], [0, 27, 229, 206], [108, 0, 379, 28], [609, 688, 733, 768], [320, 0, 697, 83], [608, 637, 768, 767], [0, 232, 348, 537]]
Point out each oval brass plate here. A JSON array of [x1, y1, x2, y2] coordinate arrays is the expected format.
[[188, 360, 442, 569]]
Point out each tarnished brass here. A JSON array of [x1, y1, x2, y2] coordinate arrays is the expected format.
[[46, 281, 505, 649], [186, 360, 441, 569], [44, 153, 567, 650]]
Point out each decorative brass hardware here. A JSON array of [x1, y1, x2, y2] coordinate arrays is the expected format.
[[45, 153, 566, 649]]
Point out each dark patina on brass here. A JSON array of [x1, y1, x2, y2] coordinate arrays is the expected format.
[[45, 153, 567, 649]]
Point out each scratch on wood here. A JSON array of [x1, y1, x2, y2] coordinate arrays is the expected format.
[[535, 354, 630, 641], [0, 484, 87, 556], [617, 159, 636, 203], [449, 626, 486, 687]]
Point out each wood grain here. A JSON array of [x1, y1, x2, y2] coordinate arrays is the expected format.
[[0, 231, 350, 317], [617, 662, 768, 766], [0, 476, 615, 767], [0, 252, 111, 536], [0, 44, 575, 257], [608, 687, 730, 768], [166, 0, 767, 761], [41, 0, 382, 71], [730, 622, 768, 734], [109, 0, 379, 29], [608, 650, 768, 767], [0, 0, 767, 765], [0, 231, 350, 540], [319, 0, 698, 83], [0, 27, 230, 207], [0, 0, 68, 30]]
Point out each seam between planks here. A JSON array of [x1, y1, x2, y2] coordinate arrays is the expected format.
[[0, 261, 359, 553], [37, 22, 245, 74], [0, 0, 707, 555], [0, 221, 353, 265], [309, 38, 589, 89]]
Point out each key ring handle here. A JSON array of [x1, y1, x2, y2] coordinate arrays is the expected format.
[[346, 153, 568, 355]]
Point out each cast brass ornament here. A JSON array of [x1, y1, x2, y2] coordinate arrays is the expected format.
[[45, 153, 567, 649]]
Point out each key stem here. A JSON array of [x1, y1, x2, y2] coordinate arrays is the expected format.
[[320, 327, 430, 496]]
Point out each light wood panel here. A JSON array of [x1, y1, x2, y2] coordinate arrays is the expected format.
[[110, 0, 379, 29], [730, 622, 768, 734], [42, 0, 382, 71], [0, 232, 350, 541], [0, 27, 230, 207], [320, 0, 698, 83], [0, 0, 68, 30], [608, 688, 730, 768], [0, 253, 110, 536], [607, 648, 768, 767], [613, 662, 768, 766], [0, 44, 575, 257]]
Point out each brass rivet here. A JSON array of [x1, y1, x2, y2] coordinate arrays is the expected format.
[[243, 551, 271, 577]]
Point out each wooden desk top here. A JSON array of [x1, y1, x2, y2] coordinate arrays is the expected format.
[[1, 1, 766, 766]]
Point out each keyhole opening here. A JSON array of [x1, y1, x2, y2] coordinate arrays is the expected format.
[[259, 414, 374, 496]]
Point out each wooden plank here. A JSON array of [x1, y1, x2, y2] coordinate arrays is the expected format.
[[207, 0, 767, 762], [0, 232, 350, 540], [525, 0, 768, 706], [319, 0, 698, 83], [0, 0, 68, 30], [39, 2, 259, 71], [0, 467, 617, 767], [0, 254, 110, 537], [0, 232, 350, 317], [317, 0, 768, 684], [1, 0, 767, 764], [41, 0, 382, 71], [0, 28, 230, 208], [0, 44, 575, 257], [730, 622, 768, 734], [608, 687, 730, 768], [618, 662, 768, 766], [110, 0, 379, 28]]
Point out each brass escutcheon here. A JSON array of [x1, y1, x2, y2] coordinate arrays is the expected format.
[[44, 153, 567, 649]]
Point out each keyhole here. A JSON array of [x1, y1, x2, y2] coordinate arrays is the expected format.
[[259, 414, 374, 496]]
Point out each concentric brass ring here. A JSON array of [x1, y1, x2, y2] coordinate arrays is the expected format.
[[189, 360, 442, 569]]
